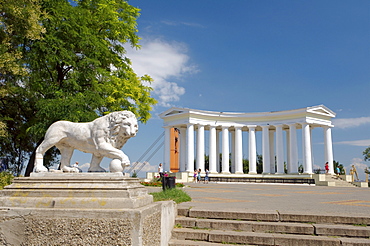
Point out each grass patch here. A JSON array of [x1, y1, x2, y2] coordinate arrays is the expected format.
[[174, 223, 183, 228], [0, 172, 13, 189], [150, 188, 191, 204], [353, 224, 367, 227]]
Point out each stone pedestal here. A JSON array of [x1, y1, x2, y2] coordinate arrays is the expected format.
[[0, 173, 175, 246], [0, 172, 153, 209]]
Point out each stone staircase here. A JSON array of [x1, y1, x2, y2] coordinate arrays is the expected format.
[[312, 174, 362, 187], [169, 208, 370, 246]]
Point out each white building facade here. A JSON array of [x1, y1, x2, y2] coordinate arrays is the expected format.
[[159, 105, 336, 175]]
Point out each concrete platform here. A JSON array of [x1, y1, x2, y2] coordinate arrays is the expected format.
[[173, 182, 370, 217]]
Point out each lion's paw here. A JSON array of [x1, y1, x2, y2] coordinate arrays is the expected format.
[[88, 166, 106, 172], [34, 165, 48, 173]]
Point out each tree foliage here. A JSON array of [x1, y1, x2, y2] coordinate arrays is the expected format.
[[363, 147, 370, 162], [0, 0, 156, 175]]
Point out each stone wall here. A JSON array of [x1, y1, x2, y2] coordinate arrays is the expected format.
[[0, 201, 175, 246]]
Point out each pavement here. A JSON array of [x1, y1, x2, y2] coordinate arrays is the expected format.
[[149, 182, 370, 217]]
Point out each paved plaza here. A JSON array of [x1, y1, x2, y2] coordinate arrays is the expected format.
[[175, 182, 370, 217]]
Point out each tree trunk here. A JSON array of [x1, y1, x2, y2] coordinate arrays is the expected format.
[[24, 137, 44, 177]]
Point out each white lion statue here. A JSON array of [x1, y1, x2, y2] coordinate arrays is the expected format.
[[34, 111, 138, 173]]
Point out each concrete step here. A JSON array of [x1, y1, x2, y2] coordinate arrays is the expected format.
[[169, 239, 257, 245], [170, 228, 370, 246], [175, 217, 370, 238], [313, 174, 361, 187], [178, 208, 370, 225]]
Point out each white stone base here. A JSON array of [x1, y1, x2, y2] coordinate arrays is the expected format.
[[0, 172, 152, 209]]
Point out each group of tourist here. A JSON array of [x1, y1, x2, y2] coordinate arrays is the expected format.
[[158, 163, 210, 183], [193, 168, 209, 184]]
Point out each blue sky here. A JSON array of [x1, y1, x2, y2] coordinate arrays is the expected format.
[[72, 0, 370, 179]]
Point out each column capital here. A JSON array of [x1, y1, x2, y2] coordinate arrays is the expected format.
[[247, 125, 257, 129], [274, 124, 284, 128], [322, 125, 333, 129]]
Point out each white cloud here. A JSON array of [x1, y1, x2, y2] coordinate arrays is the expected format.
[[125, 38, 198, 107], [335, 139, 370, 147], [161, 20, 205, 28], [332, 117, 370, 129]]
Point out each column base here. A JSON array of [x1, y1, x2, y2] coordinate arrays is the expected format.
[[234, 171, 244, 174], [221, 171, 231, 174], [303, 172, 314, 175], [248, 172, 257, 175]]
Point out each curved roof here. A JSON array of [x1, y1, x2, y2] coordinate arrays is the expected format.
[[160, 105, 336, 130]]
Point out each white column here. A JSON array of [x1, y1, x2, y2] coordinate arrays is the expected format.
[[179, 127, 187, 172], [262, 125, 270, 174], [216, 129, 220, 173], [163, 126, 171, 172], [235, 126, 243, 174], [231, 130, 236, 173], [269, 130, 275, 174], [186, 124, 194, 172], [275, 125, 284, 174], [221, 126, 230, 174], [196, 125, 205, 171], [209, 126, 217, 173], [289, 124, 298, 173], [248, 126, 257, 174], [302, 123, 313, 174], [324, 126, 334, 175], [286, 129, 290, 171]]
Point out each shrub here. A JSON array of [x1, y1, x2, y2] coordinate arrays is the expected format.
[[0, 172, 13, 189]]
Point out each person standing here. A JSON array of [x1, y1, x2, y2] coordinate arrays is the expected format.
[[193, 170, 197, 183], [204, 169, 209, 184], [325, 162, 329, 174], [158, 163, 164, 178], [197, 169, 201, 183]]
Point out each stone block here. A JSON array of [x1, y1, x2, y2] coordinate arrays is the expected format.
[[315, 224, 370, 238], [340, 237, 370, 246], [175, 217, 197, 228], [0, 203, 162, 246], [171, 228, 209, 241], [177, 208, 190, 217], [208, 230, 274, 245], [274, 233, 341, 246], [250, 221, 314, 235], [197, 219, 253, 231], [189, 209, 278, 222], [280, 212, 370, 225]]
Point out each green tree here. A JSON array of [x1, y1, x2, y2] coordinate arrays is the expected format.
[[333, 160, 345, 175], [243, 158, 249, 173], [363, 147, 370, 162], [0, 0, 156, 176]]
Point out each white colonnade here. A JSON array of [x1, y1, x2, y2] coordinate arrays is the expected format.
[[160, 105, 336, 175]]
